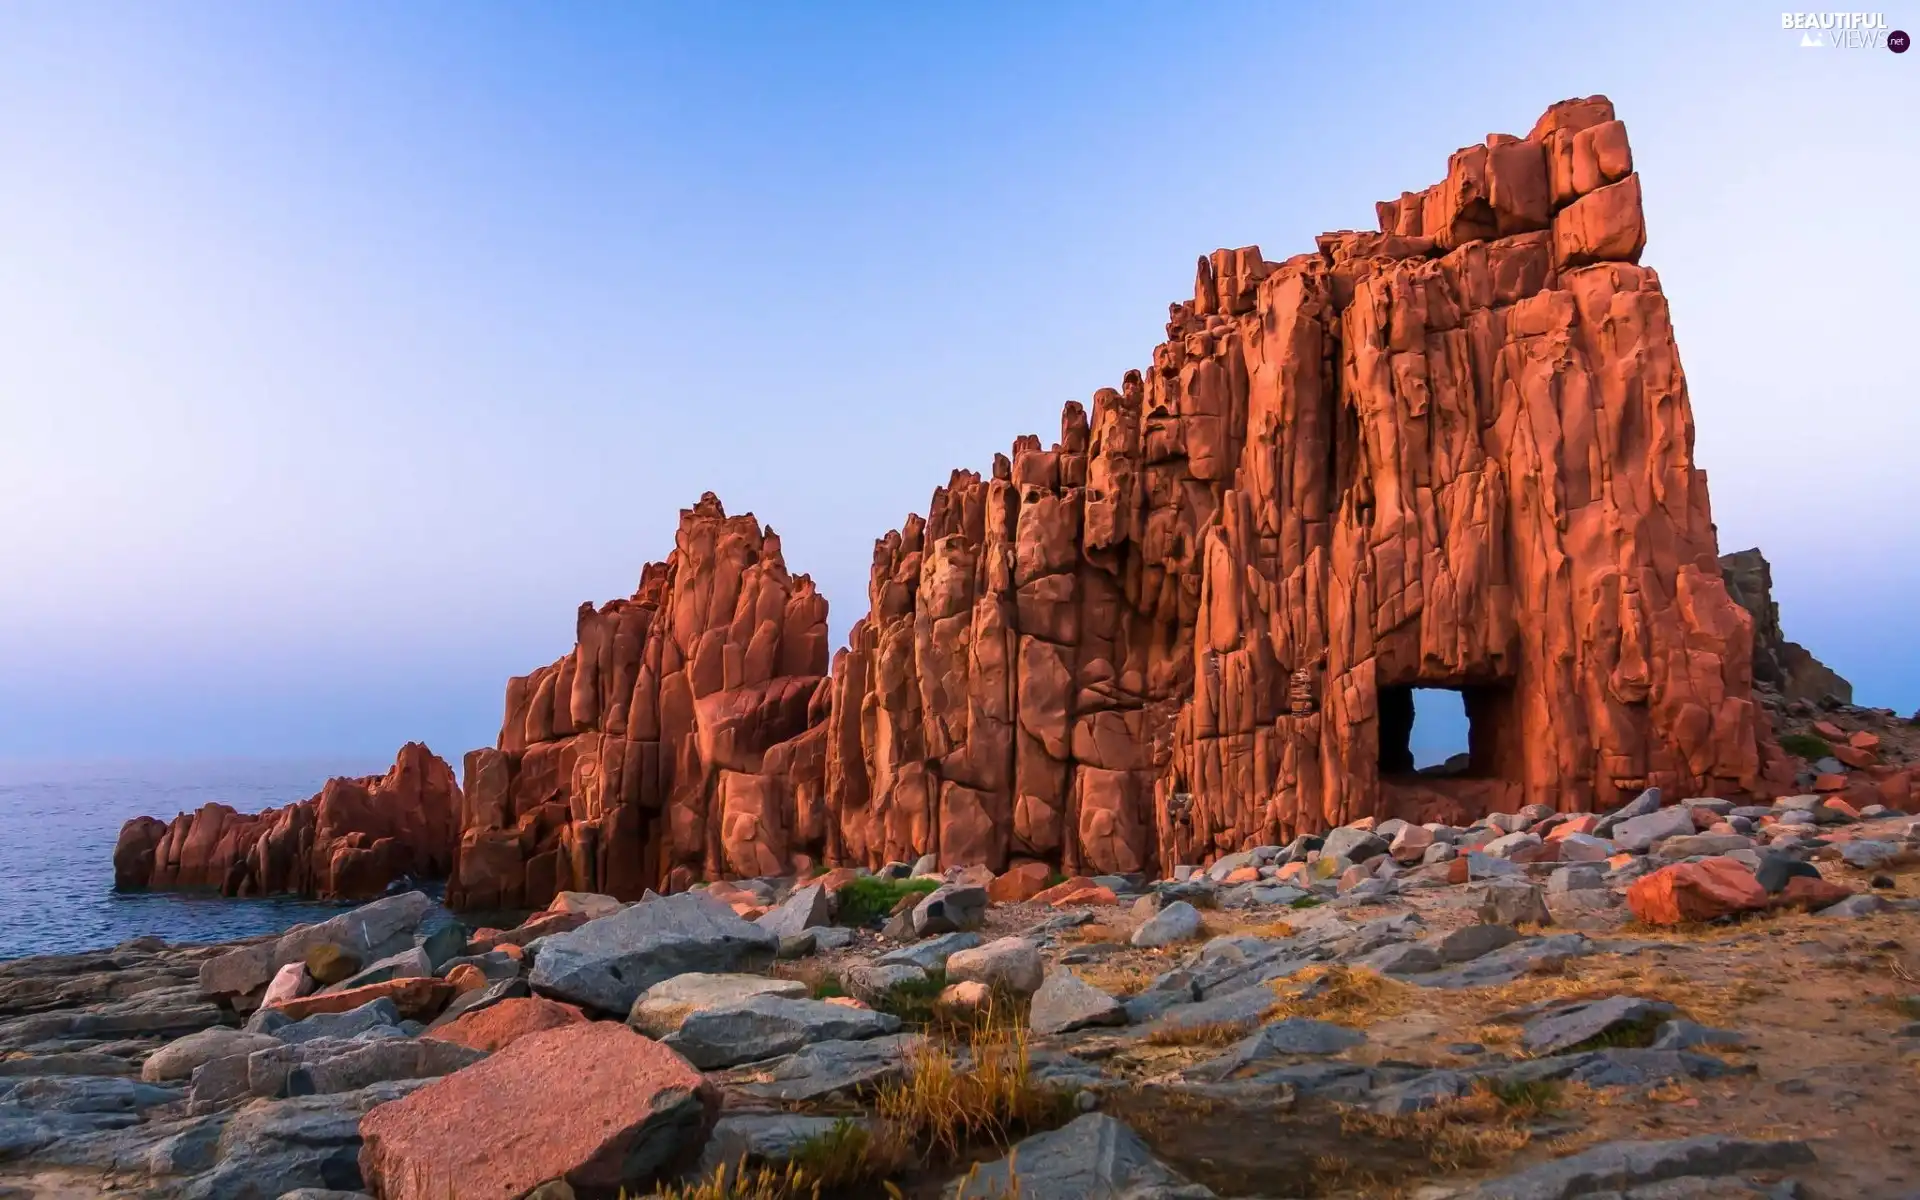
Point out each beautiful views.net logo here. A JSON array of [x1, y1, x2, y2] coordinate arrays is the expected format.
[[1781, 12, 1910, 50]]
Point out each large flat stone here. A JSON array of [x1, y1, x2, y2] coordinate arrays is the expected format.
[[661, 996, 900, 1069], [952, 1112, 1215, 1199], [527, 892, 778, 1016]]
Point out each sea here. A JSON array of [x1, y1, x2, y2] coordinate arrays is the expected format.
[[0, 758, 389, 961]]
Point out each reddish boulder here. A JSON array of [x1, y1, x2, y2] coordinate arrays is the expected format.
[[423, 996, 587, 1053], [988, 861, 1053, 903], [359, 1022, 717, 1200], [1627, 858, 1769, 926], [269, 976, 453, 1022], [1771, 875, 1854, 912], [114, 743, 460, 900]]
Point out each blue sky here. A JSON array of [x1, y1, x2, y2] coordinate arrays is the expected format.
[[1, 2, 1914, 764]]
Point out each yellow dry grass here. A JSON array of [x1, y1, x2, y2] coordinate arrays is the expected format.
[[1263, 965, 1411, 1027], [872, 1002, 1069, 1163], [1067, 960, 1158, 998], [1140, 1019, 1254, 1049]]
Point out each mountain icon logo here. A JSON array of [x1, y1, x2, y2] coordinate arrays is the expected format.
[[1800, 31, 1822, 46]]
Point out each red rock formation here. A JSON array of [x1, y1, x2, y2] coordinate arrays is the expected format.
[[112, 743, 460, 900], [824, 96, 1784, 877], [447, 494, 831, 909]]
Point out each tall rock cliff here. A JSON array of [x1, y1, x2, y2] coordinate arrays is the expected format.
[[447, 494, 830, 910], [113, 743, 459, 901], [824, 95, 1783, 878], [442, 95, 1786, 897]]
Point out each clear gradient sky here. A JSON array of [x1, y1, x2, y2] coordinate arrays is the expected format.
[[1, 2, 1914, 765]]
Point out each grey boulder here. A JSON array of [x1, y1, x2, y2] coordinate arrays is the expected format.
[[755, 883, 832, 941], [1029, 971, 1129, 1036], [1521, 996, 1677, 1056], [198, 892, 439, 999], [527, 891, 778, 1015], [950, 1113, 1215, 1199], [662, 996, 901, 1069], [1131, 901, 1204, 949], [1454, 1134, 1813, 1200]]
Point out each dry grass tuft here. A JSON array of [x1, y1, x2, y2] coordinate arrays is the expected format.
[[873, 1000, 1071, 1163], [1141, 1019, 1254, 1048], [1264, 965, 1411, 1027], [1066, 921, 1129, 945], [638, 1159, 822, 1200], [1068, 960, 1158, 998], [1338, 1081, 1541, 1173]]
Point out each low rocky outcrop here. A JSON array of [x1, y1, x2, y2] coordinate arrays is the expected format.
[[114, 744, 460, 901]]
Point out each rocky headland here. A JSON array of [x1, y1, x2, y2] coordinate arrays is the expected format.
[[42, 95, 1917, 1199]]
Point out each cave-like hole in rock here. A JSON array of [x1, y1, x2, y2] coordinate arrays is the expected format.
[[1378, 685, 1483, 776]]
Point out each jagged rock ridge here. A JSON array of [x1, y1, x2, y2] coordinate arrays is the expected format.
[[447, 494, 832, 908], [113, 743, 459, 901]]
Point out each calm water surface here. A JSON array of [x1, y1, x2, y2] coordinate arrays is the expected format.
[[0, 758, 388, 960]]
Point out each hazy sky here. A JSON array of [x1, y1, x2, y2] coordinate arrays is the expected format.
[[1, 2, 1914, 765]]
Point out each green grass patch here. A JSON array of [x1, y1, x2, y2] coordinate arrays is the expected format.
[[810, 972, 847, 1001], [834, 876, 939, 926], [1289, 895, 1325, 910], [1482, 1077, 1563, 1114], [874, 968, 948, 1027], [1778, 732, 1831, 761]]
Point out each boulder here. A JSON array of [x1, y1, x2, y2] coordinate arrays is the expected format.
[[264, 962, 314, 1007], [627, 973, 810, 1038], [910, 884, 988, 936], [1627, 858, 1768, 925], [754, 883, 831, 941], [875, 931, 982, 972], [988, 862, 1054, 903], [305, 942, 361, 985], [1131, 901, 1204, 948], [201, 892, 439, 999], [1029, 971, 1128, 1035], [951, 1113, 1215, 1199], [357, 1023, 718, 1200], [1436, 923, 1521, 963], [142, 1028, 284, 1083], [728, 1033, 925, 1103], [661, 996, 901, 1069], [944, 938, 1045, 996], [268, 978, 453, 1024], [527, 892, 779, 1016], [1520, 996, 1677, 1055], [423, 997, 588, 1054], [1453, 1134, 1814, 1199], [1473, 879, 1551, 927], [246, 1036, 487, 1100], [1610, 806, 1697, 853], [267, 999, 404, 1045]]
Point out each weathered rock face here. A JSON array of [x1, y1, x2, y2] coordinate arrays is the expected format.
[[1719, 547, 1851, 706], [823, 95, 1783, 877], [448, 493, 831, 908], [113, 744, 459, 900]]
